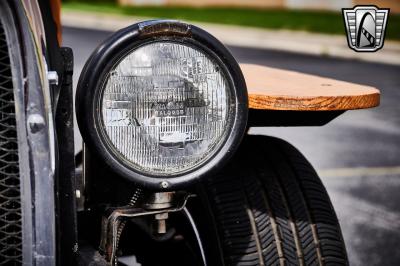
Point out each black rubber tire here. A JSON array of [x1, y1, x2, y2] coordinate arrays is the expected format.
[[192, 135, 348, 266]]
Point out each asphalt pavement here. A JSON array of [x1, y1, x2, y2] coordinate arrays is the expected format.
[[63, 26, 400, 266]]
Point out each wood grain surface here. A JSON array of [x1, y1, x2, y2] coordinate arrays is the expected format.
[[241, 64, 380, 111]]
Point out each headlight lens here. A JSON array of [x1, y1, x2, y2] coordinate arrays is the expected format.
[[76, 20, 248, 189], [100, 42, 231, 175]]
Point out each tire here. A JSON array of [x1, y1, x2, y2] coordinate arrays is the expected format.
[[191, 135, 348, 266]]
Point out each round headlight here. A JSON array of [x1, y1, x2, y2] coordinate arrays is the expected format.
[[101, 41, 231, 175], [76, 20, 248, 189]]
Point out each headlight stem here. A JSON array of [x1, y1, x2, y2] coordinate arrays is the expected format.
[[99, 191, 193, 265]]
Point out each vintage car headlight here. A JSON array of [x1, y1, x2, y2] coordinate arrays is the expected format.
[[76, 20, 248, 189]]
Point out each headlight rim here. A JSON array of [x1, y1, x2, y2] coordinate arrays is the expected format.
[[76, 20, 248, 190]]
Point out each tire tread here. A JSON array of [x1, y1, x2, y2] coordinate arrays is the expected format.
[[202, 136, 348, 266]]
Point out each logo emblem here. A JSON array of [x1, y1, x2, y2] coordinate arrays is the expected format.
[[342, 6, 389, 52]]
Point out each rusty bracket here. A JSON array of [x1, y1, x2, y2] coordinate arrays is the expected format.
[[99, 192, 193, 265]]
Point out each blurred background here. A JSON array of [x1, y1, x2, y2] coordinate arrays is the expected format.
[[61, 1, 400, 265]]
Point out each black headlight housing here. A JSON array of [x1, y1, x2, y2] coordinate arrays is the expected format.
[[76, 20, 248, 190]]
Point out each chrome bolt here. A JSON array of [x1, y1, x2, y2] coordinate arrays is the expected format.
[[155, 213, 168, 234], [27, 114, 45, 133], [47, 71, 59, 86], [160, 181, 169, 189]]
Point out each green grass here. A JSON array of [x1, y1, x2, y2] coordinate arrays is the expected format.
[[62, 2, 400, 40]]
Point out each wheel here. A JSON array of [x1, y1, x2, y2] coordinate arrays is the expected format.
[[189, 135, 348, 266]]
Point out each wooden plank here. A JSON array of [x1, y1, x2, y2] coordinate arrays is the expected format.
[[241, 64, 380, 111]]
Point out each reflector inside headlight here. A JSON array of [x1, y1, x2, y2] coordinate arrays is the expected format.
[[100, 42, 231, 175]]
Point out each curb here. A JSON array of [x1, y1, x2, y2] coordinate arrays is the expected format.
[[61, 10, 400, 65]]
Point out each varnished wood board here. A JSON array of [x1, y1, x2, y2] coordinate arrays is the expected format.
[[241, 64, 380, 111]]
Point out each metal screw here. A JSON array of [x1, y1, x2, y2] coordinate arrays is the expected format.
[[47, 71, 59, 86], [27, 114, 45, 133], [160, 181, 169, 189], [155, 213, 168, 234]]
